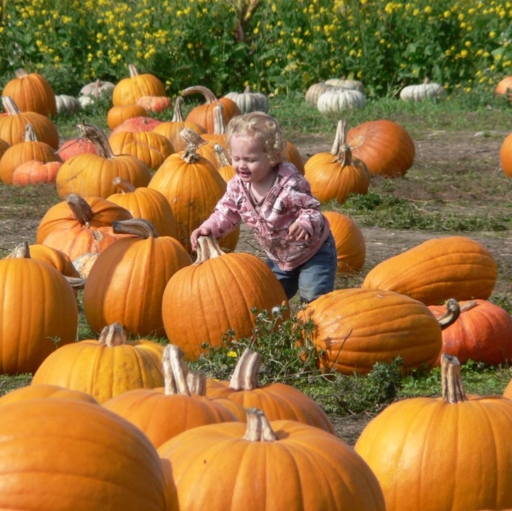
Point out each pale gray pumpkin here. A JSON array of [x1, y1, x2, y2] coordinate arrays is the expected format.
[[79, 79, 115, 98], [400, 78, 446, 101], [317, 89, 366, 113], [224, 86, 269, 113], [55, 95, 81, 115], [325, 78, 365, 94], [305, 82, 337, 106]]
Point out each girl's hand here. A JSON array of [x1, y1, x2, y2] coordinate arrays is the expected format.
[[190, 227, 212, 251], [288, 222, 310, 241]]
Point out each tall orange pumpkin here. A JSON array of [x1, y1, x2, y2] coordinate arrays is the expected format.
[[82, 219, 191, 336], [347, 119, 415, 177], [2, 68, 57, 117], [161, 235, 289, 360], [112, 64, 166, 106]]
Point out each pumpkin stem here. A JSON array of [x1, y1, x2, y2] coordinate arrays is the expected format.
[[14, 68, 29, 79], [460, 300, 479, 313], [181, 85, 218, 104], [181, 143, 201, 164], [243, 408, 277, 442], [204, 235, 226, 259], [77, 122, 114, 159], [329, 119, 354, 167], [128, 63, 140, 77], [8, 241, 30, 259], [112, 176, 136, 194], [66, 276, 86, 290], [23, 123, 38, 142], [66, 193, 94, 227], [98, 322, 129, 347], [212, 103, 226, 135], [112, 218, 159, 238], [441, 354, 467, 403], [229, 349, 262, 390], [187, 371, 207, 395], [2, 96, 21, 115], [243, 85, 251, 93], [171, 96, 185, 122], [162, 344, 191, 396], [214, 143, 231, 167], [437, 298, 461, 331], [180, 127, 207, 148]]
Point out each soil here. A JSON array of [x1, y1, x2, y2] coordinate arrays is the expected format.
[[1, 127, 510, 446]]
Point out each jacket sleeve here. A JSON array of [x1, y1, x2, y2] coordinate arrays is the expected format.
[[199, 186, 242, 239]]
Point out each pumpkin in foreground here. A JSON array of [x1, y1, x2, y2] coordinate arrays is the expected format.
[[0, 399, 166, 511], [158, 407, 386, 511], [355, 354, 512, 511]]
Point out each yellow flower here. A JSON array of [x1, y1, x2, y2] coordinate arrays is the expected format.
[[424, 6, 432, 14], [465, 41, 471, 47], [490, 31, 496, 38], [227, 351, 237, 358], [460, 49, 468, 58]]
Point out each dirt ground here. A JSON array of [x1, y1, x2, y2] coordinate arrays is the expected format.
[[1, 127, 511, 446]]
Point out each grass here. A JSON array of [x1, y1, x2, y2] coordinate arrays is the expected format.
[[1, 91, 512, 417]]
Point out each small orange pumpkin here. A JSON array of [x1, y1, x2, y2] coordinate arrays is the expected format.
[[500, 131, 512, 178], [107, 103, 149, 130]]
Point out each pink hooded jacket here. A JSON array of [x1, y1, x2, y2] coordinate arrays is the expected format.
[[200, 162, 331, 270]]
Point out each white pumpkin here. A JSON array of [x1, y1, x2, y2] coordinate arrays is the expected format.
[[305, 82, 336, 106], [400, 78, 446, 101], [55, 95, 81, 115], [79, 79, 115, 98], [325, 78, 365, 94], [317, 89, 366, 113], [224, 86, 269, 113]]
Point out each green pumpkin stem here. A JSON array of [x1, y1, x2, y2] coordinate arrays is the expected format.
[[243, 408, 277, 442], [112, 218, 159, 239], [98, 322, 129, 347], [229, 349, 262, 391], [437, 298, 461, 331], [441, 354, 467, 403]]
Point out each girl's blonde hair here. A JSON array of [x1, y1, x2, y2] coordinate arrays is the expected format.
[[226, 112, 286, 165]]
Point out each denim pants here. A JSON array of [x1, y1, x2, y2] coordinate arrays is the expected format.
[[266, 233, 337, 303]]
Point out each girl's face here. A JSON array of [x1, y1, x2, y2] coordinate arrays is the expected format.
[[230, 133, 274, 184]]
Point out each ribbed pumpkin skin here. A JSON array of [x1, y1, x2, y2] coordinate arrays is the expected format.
[[107, 187, 178, 238], [299, 288, 442, 374], [83, 236, 192, 336], [148, 152, 239, 253], [284, 141, 305, 174], [0, 384, 98, 405], [0, 399, 166, 511], [162, 253, 289, 360], [158, 419, 386, 511], [113, 73, 166, 106], [32, 339, 165, 403], [107, 104, 149, 130], [323, 211, 366, 272], [362, 236, 498, 305], [0, 258, 78, 374], [103, 388, 238, 449], [56, 153, 152, 199], [354, 395, 512, 511], [500, 132, 512, 177], [153, 120, 207, 152], [2, 71, 57, 117], [347, 119, 415, 177], [206, 380, 335, 434], [186, 97, 241, 134], [429, 299, 512, 366], [0, 110, 59, 149]]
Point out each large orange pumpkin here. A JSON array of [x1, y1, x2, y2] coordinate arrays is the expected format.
[[305, 119, 370, 203], [56, 123, 152, 199], [0, 399, 166, 510], [0, 383, 99, 405], [112, 64, 166, 106], [32, 322, 165, 403], [82, 219, 191, 336], [161, 235, 289, 360], [110, 115, 162, 136], [355, 354, 512, 511], [1, 68, 57, 117], [347, 119, 415, 177], [362, 236, 498, 305], [500, 131, 512, 178], [158, 407, 386, 511]]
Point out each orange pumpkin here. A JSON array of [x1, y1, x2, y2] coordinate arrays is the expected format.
[[284, 140, 305, 174], [323, 211, 366, 273], [182, 85, 241, 134], [355, 354, 512, 511], [2, 68, 57, 117], [12, 159, 62, 186], [55, 123, 152, 199], [83, 219, 191, 336], [179, 127, 228, 169], [103, 344, 238, 449], [0, 399, 166, 510], [161, 235, 289, 360], [112, 64, 166, 106], [495, 75, 512, 100], [136, 95, 172, 112], [0, 384, 99, 405], [32, 322, 165, 403], [213, 143, 236, 182], [57, 137, 98, 162], [107, 103, 149, 130], [347, 119, 415, 177], [361, 236, 498, 305], [305, 119, 370, 203], [110, 115, 163, 136], [500, 131, 512, 178], [0, 96, 59, 148], [158, 407, 386, 511]]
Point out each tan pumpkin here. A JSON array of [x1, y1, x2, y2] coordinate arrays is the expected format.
[[304, 119, 370, 203], [317, 89, 366, 113], [361, 236, 498, 305], [400, 77, 446, 102], [82, 219, 191, 337], [56, 123, 152, 199], [32, 322, 165, 403], [325, 77, 365, 93], [305, 82, 337, 106], [224, 86, 270, 113], [2, 68, 57, 117], [79, 78, 115, 98], [112, 64, 166, 106], [55, 94, 81, 115]]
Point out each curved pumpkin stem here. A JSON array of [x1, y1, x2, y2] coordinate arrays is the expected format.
[[229, 349, 262, 391], [180, 127, 207, 148], [162, 344, 191, 396], [112, 176, 136, 194], [214, 143, 231, 167], [2, 96, 21, 116], [194, 235, 226, 264], [441, 354, 467, 403], [112, 218, 159, 238], [8, 241, 30, 259], [98, 322, 129, 347], [66, 276, 86, 290], [171, 96, 185, 122], [460, 300, 479, 313], [66, 193, 94, 227], [330, 119, 355, 168], [437, 298, 461, 331], [212, 103, 227, 135], [181, 85, 218, 104], [77, 122, 114, 159], [128, 63, 140, 77], [243, 408, 277, 442]]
